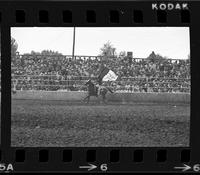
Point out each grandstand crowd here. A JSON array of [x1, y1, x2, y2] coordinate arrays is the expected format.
[[11, 53, 190, 93]]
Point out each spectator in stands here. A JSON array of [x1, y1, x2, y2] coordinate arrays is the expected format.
[[11, 54, 190, 93]]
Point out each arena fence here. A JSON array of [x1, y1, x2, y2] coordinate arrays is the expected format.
[[11, 90, 190, 104], [11, 75, 190, 93]]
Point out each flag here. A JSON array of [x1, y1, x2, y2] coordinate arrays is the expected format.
[[97, 67, 118, 84], [102, 70, 118, 81]]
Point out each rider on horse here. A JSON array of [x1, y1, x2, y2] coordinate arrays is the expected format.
[[85, 79, 98, 96], [84, 78, 113, 103]]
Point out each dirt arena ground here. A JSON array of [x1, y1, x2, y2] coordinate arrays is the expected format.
[[11, 99, 190, 147]]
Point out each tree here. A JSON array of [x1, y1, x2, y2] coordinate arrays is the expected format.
[[11, 38, 18, 56], [156, 53, 168, 60], [41, 50, 62, 56], [147, 51, 156, 62], [30, 51, 41, 55], [99, 41, 117, 58], [0, 33, 18, 56], [147, 51, 166, 63]]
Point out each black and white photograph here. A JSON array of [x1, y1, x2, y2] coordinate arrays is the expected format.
[[11, 27, 190, 147]]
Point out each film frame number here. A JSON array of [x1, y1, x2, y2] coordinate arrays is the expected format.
[[100, 164, 108, 171], [193, 164, 200, 172], [0, 163, 14, 172]]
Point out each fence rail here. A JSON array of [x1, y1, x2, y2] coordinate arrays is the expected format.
[[13, 54, 190, 61], [11, 79, 191, 85], [12, 85, 190, 92], [11, 75, 191, 93], [11, 74, 191, 80]]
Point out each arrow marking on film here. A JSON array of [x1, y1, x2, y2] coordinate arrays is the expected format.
[[174, 164, 191, 172], [79, 163, 97, 171]]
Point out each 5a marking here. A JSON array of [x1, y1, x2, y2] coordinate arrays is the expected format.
[[0, 163, 14, 173]]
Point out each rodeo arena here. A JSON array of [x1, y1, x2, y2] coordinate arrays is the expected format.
[[11, 52, 190, 147]]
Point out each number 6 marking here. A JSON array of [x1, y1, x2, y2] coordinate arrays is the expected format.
[[193, 164, 200, 172], [100, 164, 108, 171]]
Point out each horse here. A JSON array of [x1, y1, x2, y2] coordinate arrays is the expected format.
[[83, 79, 113, 103]]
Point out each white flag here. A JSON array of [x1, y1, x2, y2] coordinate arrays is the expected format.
[[102, 70, 118, 81]]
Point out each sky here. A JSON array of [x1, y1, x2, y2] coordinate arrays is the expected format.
[[11, 27, 190, 59]]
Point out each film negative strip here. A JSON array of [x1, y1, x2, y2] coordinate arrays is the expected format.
[[0, 0, 200, 173]]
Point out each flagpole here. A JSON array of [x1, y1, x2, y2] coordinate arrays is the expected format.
[[72, 27, 76, 60]]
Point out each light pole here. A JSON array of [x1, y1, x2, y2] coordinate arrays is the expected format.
[[72, 27, 76, 60]]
